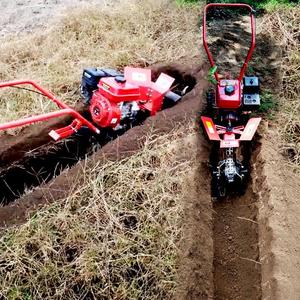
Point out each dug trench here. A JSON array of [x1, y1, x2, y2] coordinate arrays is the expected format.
[[174, 8, 281, 298], [0, 57, 207, 223], [205, 10, 281, 299], [0, 60, 219, 298], [212, 139, 263, 300], [0, 13, 279, 298], [0, 63, 197, 206], [0, 62, 266, 299]]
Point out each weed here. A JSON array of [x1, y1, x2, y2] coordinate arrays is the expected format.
[[176, 0, 199, 5], [259, 91, 278, 118], [205, 0, 298, 10], [261, 6, 300, 164]]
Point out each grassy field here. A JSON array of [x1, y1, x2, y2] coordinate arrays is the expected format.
[[0, 126, 196, 299], [0, 0, 299, 299], [0, 1, 201, 299], [265, 6, 300, 165], [178, 0, 299, 9]]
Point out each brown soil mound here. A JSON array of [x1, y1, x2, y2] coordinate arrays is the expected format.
[[258, 127, 300, 300]]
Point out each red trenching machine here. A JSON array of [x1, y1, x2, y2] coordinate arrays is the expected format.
[[0, 67, 182, 141], [202, 3, 261, 199]]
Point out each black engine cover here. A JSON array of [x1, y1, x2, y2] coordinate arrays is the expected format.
[[80, 68, 122, 104], [243, 76, 259, 94]]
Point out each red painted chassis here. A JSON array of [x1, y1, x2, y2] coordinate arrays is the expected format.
[[201, 116, 261, 148], [0, 67, 175, 141], [0, 80, 100, 140]]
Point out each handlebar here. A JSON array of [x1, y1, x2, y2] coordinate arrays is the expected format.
[[202, 3, 256, 82], [0, 80, 100, 134]]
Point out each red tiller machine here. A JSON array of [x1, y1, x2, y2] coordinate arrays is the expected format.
[[0, 67, 182, 141], [201, 3, 262, 199]]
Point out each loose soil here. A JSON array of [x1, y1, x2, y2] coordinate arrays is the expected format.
[[175, 127, 214, 299], [258, 127, 300, 300], [213, 144, 262, 300]]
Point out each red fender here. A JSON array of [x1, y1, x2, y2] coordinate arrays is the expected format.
[[201, 116, 220, 141], [239, 117, 261, 141]]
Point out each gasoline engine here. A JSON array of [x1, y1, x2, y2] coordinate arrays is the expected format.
[[80, 67, 182, 131]]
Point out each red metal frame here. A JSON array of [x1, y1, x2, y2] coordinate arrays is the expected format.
[[203, 3, 256, 82], [201, 116, 261, 147], [0, 80, 100, 140]]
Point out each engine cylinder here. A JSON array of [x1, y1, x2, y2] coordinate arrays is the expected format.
[[89, 92, 121, 128]]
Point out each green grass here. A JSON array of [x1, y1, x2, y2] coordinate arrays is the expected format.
[[178, 0, 299, 10], [176, 0, 199, 6], [259, 91, 278, 119]]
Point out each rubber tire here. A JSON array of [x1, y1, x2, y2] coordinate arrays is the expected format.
[[211, 175, 227, 200], [206, 90, 215, 118]]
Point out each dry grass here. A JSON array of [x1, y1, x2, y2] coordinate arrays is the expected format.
[[0, 2, 202, 298], [261, 6, 300, 165], [0, 126, 197, 300], [1, 1, 298, 298], [0, 0, 200, 124]]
